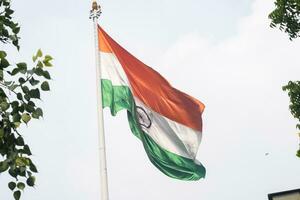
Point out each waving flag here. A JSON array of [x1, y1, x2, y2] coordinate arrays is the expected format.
[[98, 26, 206, 180]]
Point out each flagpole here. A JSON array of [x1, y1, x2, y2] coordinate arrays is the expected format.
[[90, 1, 109, 200]]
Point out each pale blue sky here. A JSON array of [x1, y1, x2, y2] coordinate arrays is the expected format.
[[1, 1, 300, 200]]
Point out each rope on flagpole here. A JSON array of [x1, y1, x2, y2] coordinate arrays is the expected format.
[[90, 1, 109, 200]]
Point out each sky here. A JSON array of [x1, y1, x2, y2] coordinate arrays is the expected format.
[[1, 0, 300, 200]]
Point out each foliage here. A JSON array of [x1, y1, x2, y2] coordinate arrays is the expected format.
[[0, 0, 54, 199], [282, 81, 300, 157], [0, 0, 20, 49], [269, 1, 300, 156], [269, 0, 300, 40]]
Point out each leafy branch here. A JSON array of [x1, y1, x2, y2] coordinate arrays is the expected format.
[[0, 0, 54, 199], [0, 0, 20, 49], [0, 49, 53, 200], [269, 0, 300, 40], [282, 81, 300, 157]]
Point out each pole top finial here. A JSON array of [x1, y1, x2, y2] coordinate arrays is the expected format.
[[90, 1, 102, 20], [92, 1, 98, 11]]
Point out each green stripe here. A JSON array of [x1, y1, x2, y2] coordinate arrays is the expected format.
[[101, 79, 206, 181]]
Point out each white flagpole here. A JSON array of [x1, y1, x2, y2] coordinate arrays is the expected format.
[[90, 1, 109, 200]]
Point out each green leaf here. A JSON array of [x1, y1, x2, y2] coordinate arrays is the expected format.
[[0, 161, 9, 172], [29, 77, 39, 86], [32, 108, 43, 119], [16, 62, 27, 71], [13, 40, 20, 50], [32, 55, 37, 62], [8, 182, 16, 191], [10, 35, 18, 42], [0, 128, 4, 138], [3, 1, 10, 6], [44, 55, 53, 61], [0, 58, 9, 68], [21, 113, 31, 124], [29, 162, 38, 173], [0, 51, 7, 59], [5, 8, 14, 15], [14, 122, 21, 128], [15, 157, 29, 167], [19, 104, 25, 112], [11, 68, 20, 75], [34, 68, 43, 76], [21, 86, 29, 93], [23, 145, 32, 156], [24, 94, 30, 101], [13, 27, 20, 34], [3, 29, 9, 37], [41, 81, 50, 91], [19, 78, 26, 84], [17, 93, 23, 101], [26, 176, 35, 187], [0, 88, 7, 98], [37, 61, 43, 68], [13, 190, 21, 200], [13, 113, 21, 122], [25, 104, 35, 113], [15, 158, 25, 167], [16, 137, 25, 146], [17, 182, 25, 190], [0, 101, 10, 111], [11, 101, 19, 108], [28, 101, 35, 107], [43, 70, 51, 79], [28, 89, 40, 99], [9, 168, 18, 177], [27, 171, 32, 177], [43, 55, 53, 67], [36, 49, 43, 57], [0, 70, 3, 81], [19, 166, 26, 177], [43, 61, 53, 67]]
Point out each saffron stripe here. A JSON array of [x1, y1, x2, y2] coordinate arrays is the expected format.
[[98, 26, 205, 132]]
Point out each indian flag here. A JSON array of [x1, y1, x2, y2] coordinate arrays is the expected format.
[[98, 26, 206, 181]]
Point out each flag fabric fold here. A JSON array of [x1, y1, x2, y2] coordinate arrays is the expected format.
[[98, 26, 206, 180]]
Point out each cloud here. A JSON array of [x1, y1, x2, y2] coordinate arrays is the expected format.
[[154, 0, 300, 199]]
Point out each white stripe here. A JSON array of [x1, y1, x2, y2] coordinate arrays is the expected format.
[[134, 98, 202, 159], [99, 52, 130, 87]]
